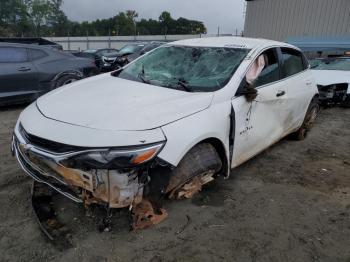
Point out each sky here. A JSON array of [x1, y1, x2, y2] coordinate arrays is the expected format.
[[62, 0, 245, 34]]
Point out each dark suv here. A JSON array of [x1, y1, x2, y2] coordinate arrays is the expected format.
[[78, 48, 119, 69], [0, 43, 99, 106], [101, 42, 166, 71]]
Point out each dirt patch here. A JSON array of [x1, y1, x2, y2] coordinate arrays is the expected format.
[[0, 106, 349, 262]]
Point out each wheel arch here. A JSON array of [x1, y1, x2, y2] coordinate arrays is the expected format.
[[200, 137, 229, 178], [313, 93, 319, 99], [52, 70, 84, 82], [158, 135, 230, 178]]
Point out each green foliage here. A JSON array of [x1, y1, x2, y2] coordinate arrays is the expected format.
[[0, 2, 207, 37]]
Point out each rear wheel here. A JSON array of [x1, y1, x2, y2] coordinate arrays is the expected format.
[[166, 143, 222, 199], [55, 75, 81, 88], [292, 98, 320, 140]]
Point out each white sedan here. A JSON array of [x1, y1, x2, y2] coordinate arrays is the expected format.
[[311, 57, 350, 107], [12, 37, 319, 227]]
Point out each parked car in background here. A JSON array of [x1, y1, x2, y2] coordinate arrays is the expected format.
[[12, 37, 319, 230], [100, 42, 165, 71], [78, 48, 119, 69], [311, 57, 350, 107], [0, 37, 63, 50], [0, 43, 99, 106]]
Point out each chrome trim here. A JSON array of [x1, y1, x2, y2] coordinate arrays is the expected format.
[[12, 124, 164, 204], [15, 125, 165, 164], [13, 141, 83, 203]]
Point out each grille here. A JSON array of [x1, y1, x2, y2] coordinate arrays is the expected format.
[[19, 124, 86, 154], [15, 140, 82, 202], [104, 58, 116, 63]]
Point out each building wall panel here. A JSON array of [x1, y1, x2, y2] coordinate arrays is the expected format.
[[244, 0, 350, 41]]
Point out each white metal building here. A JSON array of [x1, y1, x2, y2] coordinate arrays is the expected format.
[[244, 0, 350, 41]]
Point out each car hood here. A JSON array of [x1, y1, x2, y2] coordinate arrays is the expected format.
[[312, 70, 350, 89], [37, 74, 213, 131]]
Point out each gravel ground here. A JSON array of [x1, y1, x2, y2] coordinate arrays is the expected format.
[[0, 105, 349, 262]]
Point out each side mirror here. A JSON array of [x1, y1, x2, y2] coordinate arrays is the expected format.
[[242, 82, 258, 102], [236, 77, 258, 102]]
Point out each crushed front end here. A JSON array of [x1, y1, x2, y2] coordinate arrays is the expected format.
[[317, 84, 349, 106], [12, 123, 167, 209]]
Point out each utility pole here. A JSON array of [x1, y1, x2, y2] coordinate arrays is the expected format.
[[67, 30, 71, 51], [86, 30, 89, 50], [108, 28, 111, 48]]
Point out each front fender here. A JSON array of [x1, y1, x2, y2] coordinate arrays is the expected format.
[[158, 102, 231, 174]]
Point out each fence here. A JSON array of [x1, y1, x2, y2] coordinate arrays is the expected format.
[[45, 34, 236, 51]]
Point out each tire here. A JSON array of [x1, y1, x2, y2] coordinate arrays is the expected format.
[[341, 95, 350, 108], [55, 74, 81, 88], [292, 98, 320, 141], [166, 143, 222, 199]]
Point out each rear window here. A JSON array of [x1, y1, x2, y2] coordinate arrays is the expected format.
[[281, 48, 306, 78], [0, 47, 28, 62]]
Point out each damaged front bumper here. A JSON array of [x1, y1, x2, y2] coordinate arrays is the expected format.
[[12, 125, 162, 209]]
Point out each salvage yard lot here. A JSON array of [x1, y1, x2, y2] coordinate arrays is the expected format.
[[0, 106, 349, 262]]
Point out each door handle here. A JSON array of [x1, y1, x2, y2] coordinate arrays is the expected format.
[[17, 67, 31, 72], [276, 90, 286, 97]]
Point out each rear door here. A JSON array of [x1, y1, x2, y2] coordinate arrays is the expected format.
[[0, 47, 39, 102], [231, 47, 290, 167], [278, 47, 316, 133]]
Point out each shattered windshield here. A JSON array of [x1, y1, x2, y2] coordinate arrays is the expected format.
[[117, 45, 250, 92], [310, 58, 350, 71]]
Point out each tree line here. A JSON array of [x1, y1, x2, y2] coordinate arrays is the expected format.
[[0, 0, 207, 37]]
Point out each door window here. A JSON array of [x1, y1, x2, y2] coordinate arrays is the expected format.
[[281, 48, 306, 78], [0, 47, 28, 63], [254, 48, 280, 87], [28, 49, 47, 61]]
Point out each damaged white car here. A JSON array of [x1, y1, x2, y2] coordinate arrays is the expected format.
[[12, 37, 319, 230], [311, 57, 350, 107]]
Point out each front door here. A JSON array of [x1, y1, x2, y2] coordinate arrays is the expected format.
[[231, 47, 290, 168]]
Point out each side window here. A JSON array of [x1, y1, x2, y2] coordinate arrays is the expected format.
[[0, 47, 28, 63], [281, 48, 305, 78], [254, 48, 280, 87], [29, 49, 47, 61]]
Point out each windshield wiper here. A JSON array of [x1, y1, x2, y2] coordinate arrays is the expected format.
[[111, 67, 124, 77], [175, 78, 192, 92], [138, 64, 151, 84]]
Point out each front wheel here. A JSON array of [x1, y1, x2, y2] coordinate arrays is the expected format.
[[292, 98, 320, 140], [166, 143, 222, 199]]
